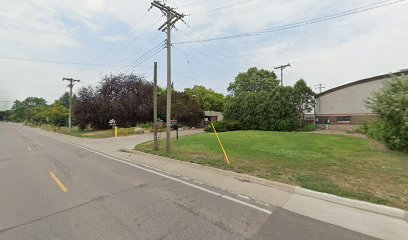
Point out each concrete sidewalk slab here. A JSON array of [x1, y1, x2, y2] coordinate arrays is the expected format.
[[283, 194, 408, 240]]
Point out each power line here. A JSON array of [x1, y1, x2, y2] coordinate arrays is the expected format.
[[121, 40, 166, 73], [175, 0, 405, 44], [123, 47, 166, 73], [87, 8, 152, 65], [98, 17, 164, 66], [177, 0, 211, 8], [177, 27, 267, 69], [113, 31, 163, 67], [182, 47, 197, 81], [0, 56, 121, 67], [190, 0, 255, 14]]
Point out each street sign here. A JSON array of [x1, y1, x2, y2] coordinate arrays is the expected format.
[[108, 119, 116, 126], [170, 120, 179, 140]]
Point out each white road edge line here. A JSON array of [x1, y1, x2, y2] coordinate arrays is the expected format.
[[238, 194, 250, 200], [39, 132, 272, 215]]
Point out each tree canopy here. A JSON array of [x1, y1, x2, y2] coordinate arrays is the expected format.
[[293, 79, 315, 126], [224, 67, 314, 131], [366, 75, 408, 152], [184, 85, 225, 112], [227, 67, 279, 95], [9, 97, 47, 122], [224, 87, 300, 131], [158, 91, 204, 127], [74, 74, 154, 130], [57, 92, 77, 109]]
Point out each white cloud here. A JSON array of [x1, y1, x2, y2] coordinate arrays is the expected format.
[[0, 0, 407, 105]]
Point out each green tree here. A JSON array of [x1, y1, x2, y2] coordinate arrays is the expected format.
[[10, 97, 47, 122], [48, 102, 68, 127], [224, 87, 300, 131], [158, 91, 204, 127], [57, 92, 76, 109], [184, 85, 225, 112], [366, 75, 408, 152], [293, 79, 315, 126], [227, 67, 279, 95], [31, 105, 49, 125]]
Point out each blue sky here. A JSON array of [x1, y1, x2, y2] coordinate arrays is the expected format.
[[1, 0, 407, 110]]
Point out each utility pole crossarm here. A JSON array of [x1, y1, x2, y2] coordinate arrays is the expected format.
[[274, 63, 291, 86], [62, 77, 80, 134], [151, 0, 186, 154], [314, 83, 326, 94]]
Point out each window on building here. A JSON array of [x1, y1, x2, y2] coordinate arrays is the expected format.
[[336, 116, 351, 122], [316, 116, 330, 124]]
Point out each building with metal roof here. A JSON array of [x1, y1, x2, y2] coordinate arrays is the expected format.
[[315, 69, 408, 129]]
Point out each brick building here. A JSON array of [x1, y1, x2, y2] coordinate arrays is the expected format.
[[315, 69, 407, 130]]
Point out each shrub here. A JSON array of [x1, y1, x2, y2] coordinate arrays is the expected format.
[[204, 120, 242, 132], [302, 124, 315, 132], [224, 88, 301, 131], [366, 75, 408, 152], [135, 122, 153, 129]]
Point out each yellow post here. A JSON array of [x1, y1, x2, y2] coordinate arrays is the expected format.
[[114, 126, 118, 138], [211, 123, 231, 165]]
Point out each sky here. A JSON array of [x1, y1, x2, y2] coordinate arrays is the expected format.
[[0, 0, 407, 110]]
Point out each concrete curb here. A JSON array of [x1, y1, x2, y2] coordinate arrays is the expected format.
[[295, 187, 406, 220], [23, 125, 408, 223], [130, 150, 296, 193], [132, 150, 407, 221]]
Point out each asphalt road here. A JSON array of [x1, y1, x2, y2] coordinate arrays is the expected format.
[[0, 123, 377, 240]]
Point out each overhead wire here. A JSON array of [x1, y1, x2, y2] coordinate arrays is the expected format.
[[0, 56, 122, 67], [177, 0, 211, 8], [121, 40, 166, 73], [86, 8, 152, 66], [190, 0, 256, 14], [98, 16, 164, 66], [182, 47, 197, 81], [177, 27, 267, 69], [123, 47, 165, 74], [175, 0, 406, 44]]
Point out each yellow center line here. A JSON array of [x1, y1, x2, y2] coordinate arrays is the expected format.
[[49, 172, 68, 192], [26, 146, 32, 152]]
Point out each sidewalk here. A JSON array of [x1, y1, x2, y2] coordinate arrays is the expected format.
[[23, 124, 408, 240]]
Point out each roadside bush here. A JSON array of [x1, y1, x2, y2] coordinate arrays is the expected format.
[[366, 75, 408, 152], [302, 124, 315, 132], [224, 88, 300, 131], [135, 122, 153, 129], [204, 120, 242, 132], [158, 91, 204, 127]]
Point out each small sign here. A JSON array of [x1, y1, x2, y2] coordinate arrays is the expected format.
[[108, 119, 116, 126]]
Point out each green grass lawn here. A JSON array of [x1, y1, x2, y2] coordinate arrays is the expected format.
[[136, 130, 408, 210]]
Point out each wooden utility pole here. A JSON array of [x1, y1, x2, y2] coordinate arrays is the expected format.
[[315, 83, 326, 93], [153, 62, 158, 151], [274, 63, 291, 86], [62, 77, 80, 133], [151, 1, 185, 154]]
